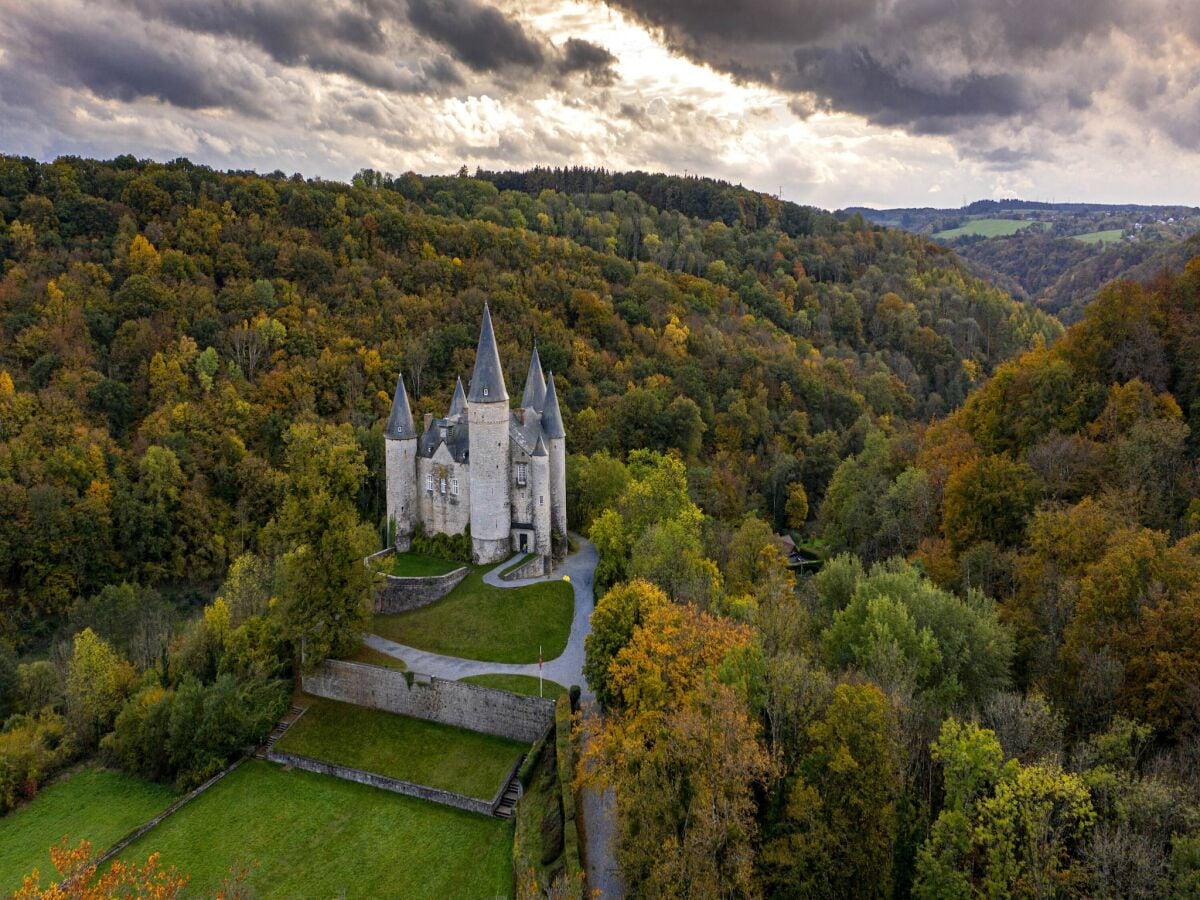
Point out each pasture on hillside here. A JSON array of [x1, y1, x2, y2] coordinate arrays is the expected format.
[[120, 761, 513, 898], [1073, 228, 1126, 244], [934, 218, 1040, 239], [0, 768, 176, 891]]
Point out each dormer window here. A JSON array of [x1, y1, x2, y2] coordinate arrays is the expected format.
[[440, 425, 448, 442]]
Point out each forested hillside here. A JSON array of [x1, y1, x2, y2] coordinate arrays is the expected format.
[[0, 154, 1055, 646]]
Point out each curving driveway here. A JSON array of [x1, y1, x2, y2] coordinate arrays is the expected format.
[[363, 537, 597, 692]]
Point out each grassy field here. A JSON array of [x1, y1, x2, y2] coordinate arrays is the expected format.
[[934, 218, 1039, 240], [462, 673, 566, 698], [340, 642, 406, 670], [1074, 228, 1125, 244], [371, 566, 573, 663], [385, 552, 464, 577], [0, 767, 176, 891], [121, 760, 512, 898], [276, 697, 525, 799]]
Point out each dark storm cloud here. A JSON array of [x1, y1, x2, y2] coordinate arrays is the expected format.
[[603, 0, 1179, 148], [13, 7, 265, 113], [557, 38, 618, 85], [407, 0, 545, 71]]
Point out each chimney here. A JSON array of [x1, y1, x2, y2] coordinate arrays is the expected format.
[[423, 413, 433, 432]]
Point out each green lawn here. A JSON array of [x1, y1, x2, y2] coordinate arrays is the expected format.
[[370, 566, 573, 663], [0, 767, 176, 891], [340, 642, 407, 671], [385, 552, 464, 577], [121, 760, 512, 898], [462, 673, 566, 698], [1074, 228, 1125, 245], [934, 218, 1039, 240], [276, 697, 525, 800]]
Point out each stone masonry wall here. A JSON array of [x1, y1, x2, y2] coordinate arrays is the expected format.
[[303, 660, 555, 743], [267, 749, 494, 815], [501, 554, 550, 581], [373, 565, 469, 614]]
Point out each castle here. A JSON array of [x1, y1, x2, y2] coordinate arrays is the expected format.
[[384, 304, 567, 568]]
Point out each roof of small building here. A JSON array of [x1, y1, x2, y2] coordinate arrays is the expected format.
[[533, 435, 548, 457], [467, 302, 508, 404], [417, 418, 470, 462]]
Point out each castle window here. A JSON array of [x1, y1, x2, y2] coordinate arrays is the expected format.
[[451, 478, 459, 495], [439, 426, 448, 441], [483, 387, 489, 397], [516, 463, 528, 486], [440, 477, 448, 494], [425, 473, 433, 492]]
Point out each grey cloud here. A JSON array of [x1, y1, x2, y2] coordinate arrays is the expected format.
[[603, 0, 1190, 150], [558, 38, 618, 85], [407, 0, 545, 71]]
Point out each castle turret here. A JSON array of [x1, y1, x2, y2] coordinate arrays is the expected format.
[[542, 371, 567, 554], [448, 375, 466, 418], [522, 345, 546, 411], [467, 303, 512, 564], [384, 372, 418, 551], [532, 435, 552, 564]]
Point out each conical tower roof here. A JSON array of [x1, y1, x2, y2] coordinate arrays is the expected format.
[[533, 434, 548, 457], [467, 302, 508, 404], [448, 376, 467, 417], [522, 344, 547, 411], [386, 373, 416, 439], [541, 371, 565, 439]]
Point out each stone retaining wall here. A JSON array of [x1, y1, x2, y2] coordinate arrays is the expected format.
[[370, 559, 469, 614], [303, 660, 555, 743], [500, 554, 551, 581], [266, 750, 494, 815]]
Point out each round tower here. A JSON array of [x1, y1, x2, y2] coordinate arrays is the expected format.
[[542, 371, 567, 556], [467, 303, 512, 564], [532, 435, 552, 562], [384, 373, 418, 551]]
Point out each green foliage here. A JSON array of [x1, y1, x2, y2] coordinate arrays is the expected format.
[[943, 454, 1042, 552], [272, 422, 376, 668], [821, 557, 1013, 708], [65, 628, 134, 747], [103, 674, 286, 789], [762, 682, 899, 898], [408, 524, 473, 563], [0, 711, 75, 815]]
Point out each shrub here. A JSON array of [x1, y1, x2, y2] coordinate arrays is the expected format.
[[410, 524, 473, 563], [0, 711, 74, 813]]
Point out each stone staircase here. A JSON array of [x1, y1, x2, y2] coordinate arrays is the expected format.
[[493, 755, 525, 819], [255, 704, 308, 759]]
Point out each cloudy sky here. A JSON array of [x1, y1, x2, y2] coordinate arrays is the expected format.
[[2, 0, 1199, 210]]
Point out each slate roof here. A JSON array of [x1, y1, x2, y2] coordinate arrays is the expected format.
[[417, 417, 470, 462], [448, 376, 466, 417], [467, 302, 508, 403], [541, 372, 565, 439], [385, 373, 416, 440], [522, 345, 546, 411]]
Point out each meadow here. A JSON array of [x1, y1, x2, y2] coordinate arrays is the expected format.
[[934, 218, 1040, 239]]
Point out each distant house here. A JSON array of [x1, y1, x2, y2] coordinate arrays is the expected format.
[[775, 533, 807, 567]]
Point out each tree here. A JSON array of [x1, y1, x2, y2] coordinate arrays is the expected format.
[[584, 579, 670, 709], [271, 423, 376, 667], [762, 682, 900, 898], [785, 481, 809, 528], [14, 840, 188, 899], [943, 454, 1041, 553], [65, 628, 133, 746], [915, 718, 1096, 899]]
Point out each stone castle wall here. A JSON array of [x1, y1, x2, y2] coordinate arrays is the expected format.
[[303, 660, 555, 743], [373, 565, 469, 614], [416, 451, 471, 537]]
